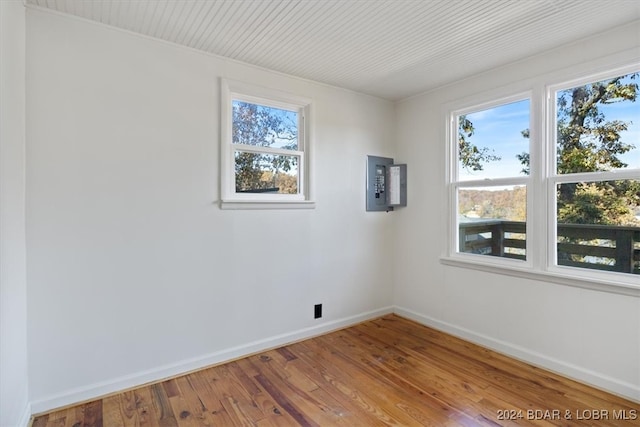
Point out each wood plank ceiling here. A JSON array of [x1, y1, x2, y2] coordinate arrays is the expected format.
[[25, 0, 640, 100]]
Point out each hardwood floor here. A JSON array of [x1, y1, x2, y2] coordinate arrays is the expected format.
[[31, 315, 639, 426]]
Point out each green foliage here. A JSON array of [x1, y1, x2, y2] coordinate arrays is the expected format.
[[459, 186, 527, 222], [233, 101, 297, 148], [556, 75, 637, 174], [233, 101, 298, 193], [555, 73, 639, 226], [464, 73, 639, 226], [458, 115, 501, 171], [235, 152, 266, 192], [517, 129, 531, 175], [458, 74, 639, 270], [557, 181, 639, 226]]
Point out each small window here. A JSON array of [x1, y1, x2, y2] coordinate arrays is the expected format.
[[452, 97, 531, 262], [221, 80, 313, 209]]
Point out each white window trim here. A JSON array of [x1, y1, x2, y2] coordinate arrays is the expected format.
[[441, 67, 640, 297], [544, 66, 640, 286], [220, 79, 315, 210], [446, 92, 535, 270]]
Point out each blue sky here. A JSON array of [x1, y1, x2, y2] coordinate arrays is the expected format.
[[458, 87, 640, 181], [458, 99, 530, 181], [232, 100, 298, 150], [600, 100, 640, 169]]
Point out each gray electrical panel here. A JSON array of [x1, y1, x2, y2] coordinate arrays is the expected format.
[[366, 155, 407, 212]]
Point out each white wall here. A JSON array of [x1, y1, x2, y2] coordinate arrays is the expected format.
[[21, 5, 640, 417], [394, 21, 640, 401], [25, 9, 396, 412], [0, 1, 30, 426]]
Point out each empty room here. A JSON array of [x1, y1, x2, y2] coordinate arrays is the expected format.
[[1, 1, 639, 426]]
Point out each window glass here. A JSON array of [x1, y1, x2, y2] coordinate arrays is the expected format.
[[448, 67, 640, 289], [235, 151, 299, 194], [557, 179, 640, 274], [221, 80, 313, 208], [455, 98, 530, 262], [556, 73, 639, 174], [232, 100, 298, 150], [553, 71, 639, 276], [458, 99, 530, 181], [458, 185, 527, 259]]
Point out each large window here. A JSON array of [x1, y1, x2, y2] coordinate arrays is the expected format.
[[550, 72, 640, 277], [447, 67, 640, 291], [221, 80, 313, 209], [452, 96, 531, 264]]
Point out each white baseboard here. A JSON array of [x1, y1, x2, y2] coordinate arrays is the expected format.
[[29, 306, 393, 415], [0, 399, 31, 427], [20, 403, 31, 427], [29, 304, 638, 416], [393, 305, 640, 403]]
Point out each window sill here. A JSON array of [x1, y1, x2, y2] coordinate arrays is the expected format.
[[439, 256, 640, 297], [220, 199, 316, 210]]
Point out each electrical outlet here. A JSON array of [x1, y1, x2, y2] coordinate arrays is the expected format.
[[314, 304, 322, 319]]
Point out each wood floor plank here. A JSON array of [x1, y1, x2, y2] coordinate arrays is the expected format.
[[168, 375, 220, 426], [306, 335, 448, 426], [369, 316, 639, 426], [231, 356, 302, 426], [315, 327, 476, 426], [249, 350, 351, 426], [282, 341, 391, 426], [31, 315, 640, 426], [294, 339, 419, 425], [268, 345, 365, 423], [203, 363, 266, 425], [183, 370, 237, 426], [102, 394, 138, 427], [132, 386, 163, 427], [361, 318, 567, 410], [351, 320, 529, 415], [30, 414, 48, 427], [341, 325, 489, 419], [82, 400, 104, 427]]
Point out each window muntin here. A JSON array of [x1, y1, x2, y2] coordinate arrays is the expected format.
[[552, 175, 640, 277], [231, 99, 303, 197], [446, 67, 640, 291], [453, 97, 531, 262], [550, 71, 640, 277], [221, 80, 312, 207]]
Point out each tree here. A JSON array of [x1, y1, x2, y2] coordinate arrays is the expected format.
[[461, 73, 639, 226], [554, 74, 639, 225], [458, 114, 500, 171], [458, 186, 527, 221], [233, 101, 298, 193], [557, 180, 639, 225]]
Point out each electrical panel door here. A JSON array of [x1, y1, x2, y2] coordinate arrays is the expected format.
[[366, 155, 407, 212]]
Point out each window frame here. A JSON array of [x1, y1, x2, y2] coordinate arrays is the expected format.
[[545, 66, 640, 283], [442, 65, 640, 296], [447, 92, 534, 270], [220, 79, 315, 209]]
